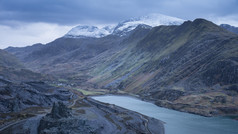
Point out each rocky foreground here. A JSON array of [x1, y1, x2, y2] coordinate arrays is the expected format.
[[38, 99, 164, 134], [0, 92, 164, 134]]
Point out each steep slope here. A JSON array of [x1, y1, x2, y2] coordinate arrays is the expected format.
[[220, 24, 238, 34], [5, 24, 152, 80], [0, 49, 47, 82], [5, 19, 238, 117], [112, 13, 184, 36], [5, 43, 44, 62], [0, 50, 73, 127], [90, 19, 238, 116], [20, 35, 126, 76], [0, 36, 165, 134], [0, 49, 23, 69]]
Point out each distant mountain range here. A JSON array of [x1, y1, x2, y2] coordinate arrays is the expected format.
[[5, 14, 238, 117], [65, 13, 184, 38], [64, 13, 238, 38], [0, 49, 71, 115], [220, 24, 238, 34]]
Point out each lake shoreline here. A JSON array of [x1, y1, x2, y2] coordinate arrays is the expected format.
[[92, 95, 238, 134], [90, 93, 238, 120]]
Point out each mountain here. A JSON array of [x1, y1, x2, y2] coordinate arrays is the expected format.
[[5, 18, 238, 117], [220, 24, 238, 34], [13, 34, 127, 76], [64, 13, 184, 38], [112, 13, 184, 36], [0, 50, 72, 114], [5, 43, 44, 62], [65, 25, 115, 38], [0, 49, 23, 69], [90, 19, 238, 116], [1, 41, 164, 134], [0, 49, 48, 82]]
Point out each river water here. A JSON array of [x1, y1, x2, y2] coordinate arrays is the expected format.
[[92, 95, 238, 134]]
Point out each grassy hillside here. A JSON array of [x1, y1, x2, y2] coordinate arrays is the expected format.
[[0, 49, 47, 82], [6, 19, 238, 116], [0, 49, 23, 68], [90, 19, 238, 116]]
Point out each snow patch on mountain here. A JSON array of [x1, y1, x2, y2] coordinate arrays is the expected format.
[[65, 25, 114, 38], [113, 13, 185, 36], [65, 13, 185, 38]]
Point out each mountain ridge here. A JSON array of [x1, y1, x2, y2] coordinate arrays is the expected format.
[[65, 13, 184, 38], [5, 18, 238, 117], [220, 24, 238, 34], [89, 19, 238, 116]]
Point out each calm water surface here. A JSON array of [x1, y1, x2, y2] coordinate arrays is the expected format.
[[93, 95, 238, 134]]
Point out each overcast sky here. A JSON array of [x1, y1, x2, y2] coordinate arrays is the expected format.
[[0, 0, 238, 48]]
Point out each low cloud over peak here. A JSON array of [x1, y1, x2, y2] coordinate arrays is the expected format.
[[0, 21, 71, 49], [0, 0, 238, 48]]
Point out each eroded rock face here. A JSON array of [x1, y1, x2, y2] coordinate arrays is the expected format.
[[0, 81, 71, 113], [38, 100, 164, 134], [47, 102, 72, 119], [202, 60, 238, 86], [38, 102, 103, 134], [151, 90, 185, 101]]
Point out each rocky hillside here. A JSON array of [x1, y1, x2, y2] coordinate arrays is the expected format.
[[37, 100, 164, 134], [1, 98, 164, 134], [0, 49, 75, 132], [5, 43, 44, 63], [0, 49, 72, 121], [0, 49, 48, 82], [0, 49, 23, 69], [220, 24, 238, 34], [0, 81, 72, 114], [5, 19, 238, 116], [0, 49, 164, 134], [91, 19, 238, 116]]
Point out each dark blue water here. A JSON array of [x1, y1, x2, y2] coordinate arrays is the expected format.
[[93, 95, 238, 134]]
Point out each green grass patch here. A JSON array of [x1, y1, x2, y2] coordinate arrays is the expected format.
[[49, 83, 61, 87], [74, 88, 106, 96], [58, 78, 68, 82]]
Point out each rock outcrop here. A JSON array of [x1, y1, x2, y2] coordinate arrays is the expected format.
[[38, 102, 98, 134], [47, 102, 72, 119], [0, 81, 71, 114], [37, 100, 164, 134]]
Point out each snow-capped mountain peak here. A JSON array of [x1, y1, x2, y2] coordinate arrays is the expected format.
[[65, 25, 114, 38], [65, 13, 185, 38], [112, 13, 185, 36]]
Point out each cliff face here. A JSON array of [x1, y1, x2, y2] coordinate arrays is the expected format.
[[0, 81, 72, 114]]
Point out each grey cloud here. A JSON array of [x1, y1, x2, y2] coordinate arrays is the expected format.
[[1, 0, 238, 48], [0, 0, 238, 25]]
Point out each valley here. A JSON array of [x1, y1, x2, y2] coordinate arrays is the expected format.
[[6, 17, 238, 117], [1, 13, 238, 134], [93, 95, 238, 134]]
